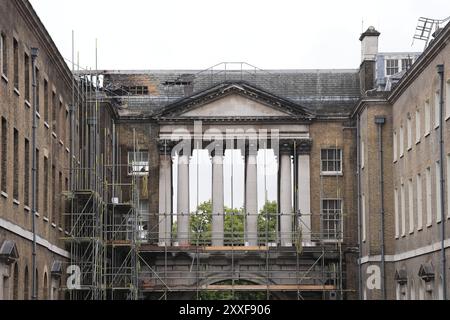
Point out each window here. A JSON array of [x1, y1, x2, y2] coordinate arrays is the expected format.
[[436, 161, 442, 223], [417, 174, 423, 230], [402, 58, 413, 71], [399, 126, 404, 157], [426, 167, 432, 226], [361, 141, 365, 169], [1, 32, 7, 77], [416, 110, 421, 144], [121, 86, 149, 95], [35, 68, 40, 113], [24, 266, 29, 300], [59, 171, 62, 227], [59, 100, 63, 140], [36, 149, 39, 212], [321, 149, 342, 174], [362, 195, 366, 242], [52, 165, 55, 223], [128, 151, 149, 175], [24, 138, 30, 206], [446, 80, 450, 119], [13, 129, 19, 200], [386, 59, 399, 76], [425, 100, 431, 135], [52, 92, 57, 133], [13, 38, 18, 90], [408, 179, 414, 234], [394, 188, 399, 239], [321, 199, 343, 241], [44, 80, 49, 123], [401, 183, 406, 236], [43, 273, 48, 300], [24, 53, 30, 102], [435, 91, 441, 129], [44, 156, 48, 216], [407, 118, 412, 150], [1, 117, 7, 193], [393, 132, 398, 162]]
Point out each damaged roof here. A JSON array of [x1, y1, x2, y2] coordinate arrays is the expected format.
[[102, 68, 361, 118]]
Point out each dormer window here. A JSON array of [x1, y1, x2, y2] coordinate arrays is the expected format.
[[386, 59, 399, 76]]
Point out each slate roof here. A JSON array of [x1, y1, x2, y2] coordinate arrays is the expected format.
[[102, 68, 361, 117]]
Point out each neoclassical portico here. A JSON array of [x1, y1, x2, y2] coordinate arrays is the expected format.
[[155, 82, 315, 247]]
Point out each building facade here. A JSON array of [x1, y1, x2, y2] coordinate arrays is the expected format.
[[0, 0, 449, 300], [0, 0, 73, 300]]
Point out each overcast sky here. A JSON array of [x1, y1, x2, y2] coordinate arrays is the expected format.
[[28, 0, 449, 211], [30, 0, 449, 71]]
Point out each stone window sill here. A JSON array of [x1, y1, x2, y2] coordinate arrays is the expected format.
[[24, 206, 31, 213], [51, 223, 56, 228], [1, 74, 8, 83], [25, 100, 31, 108], [14, 88, 20, 96], [35, 212, 40, 218], [321, 172, 343, 177], [1, 191, 8, 199], [52, 132, 57, 139], [44, 122, 50, 129], [43, 217, 49, 222], [36, 112, 41, 119], [59, 139, 64, 146], [13, 199, 20, 206]]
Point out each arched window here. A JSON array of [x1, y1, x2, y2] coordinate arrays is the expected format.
[[43, 272, 48, 300], [13, 263, 18, 300], [24, 266, 29, 300]]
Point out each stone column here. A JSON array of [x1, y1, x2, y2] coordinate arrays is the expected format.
[[158, 146, 173, 246], [280, 142, 293, 247], [211, 147, 225, 246], [177, 151, 190, 246], [245, 142, 258, 246], [297, 140, 312, 244]]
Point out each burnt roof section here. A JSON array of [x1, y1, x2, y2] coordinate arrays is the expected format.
[[155, 81, 316, 121], [102, 68, 361, 118]]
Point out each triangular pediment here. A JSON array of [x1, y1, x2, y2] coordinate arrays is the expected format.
[[156, 82, 315, 120], [181, 93, 291, 118]]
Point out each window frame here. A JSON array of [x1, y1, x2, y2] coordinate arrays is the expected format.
[[321, 199, 343, 242], [320, 148, 343, 175], [386, 59, 400, 76], [1, 32, 7, 79], [128, 151, 150, 176]]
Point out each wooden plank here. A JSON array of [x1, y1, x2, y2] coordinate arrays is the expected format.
[[201, 285, 336, 292], [203, 246, 268, 252]]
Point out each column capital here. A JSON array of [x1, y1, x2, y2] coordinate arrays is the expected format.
[[207, 141, 225, 158], [280, 140, 294, 155], [158, 140, 176, 156], [295, 139, 313, 155], [246, 141, 258, 157]]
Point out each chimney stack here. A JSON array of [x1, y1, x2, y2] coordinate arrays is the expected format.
[[359, 26, 380, 94]]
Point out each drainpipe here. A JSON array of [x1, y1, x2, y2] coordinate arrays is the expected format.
[[31, 47, 39, 300], [437, 64, 447, 300], [356, 113, 363, 300], [375, 116, 386, 300]]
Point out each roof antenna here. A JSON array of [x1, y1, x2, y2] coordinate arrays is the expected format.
[[412, 16, 450, 50]]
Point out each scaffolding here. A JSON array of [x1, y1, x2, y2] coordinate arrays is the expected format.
[[63, 62, 350, 300]]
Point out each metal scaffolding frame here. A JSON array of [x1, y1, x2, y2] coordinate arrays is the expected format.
[[62, 62, 349, 300]]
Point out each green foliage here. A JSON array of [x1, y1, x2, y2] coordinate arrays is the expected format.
[[257, 200, 278, 244]]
